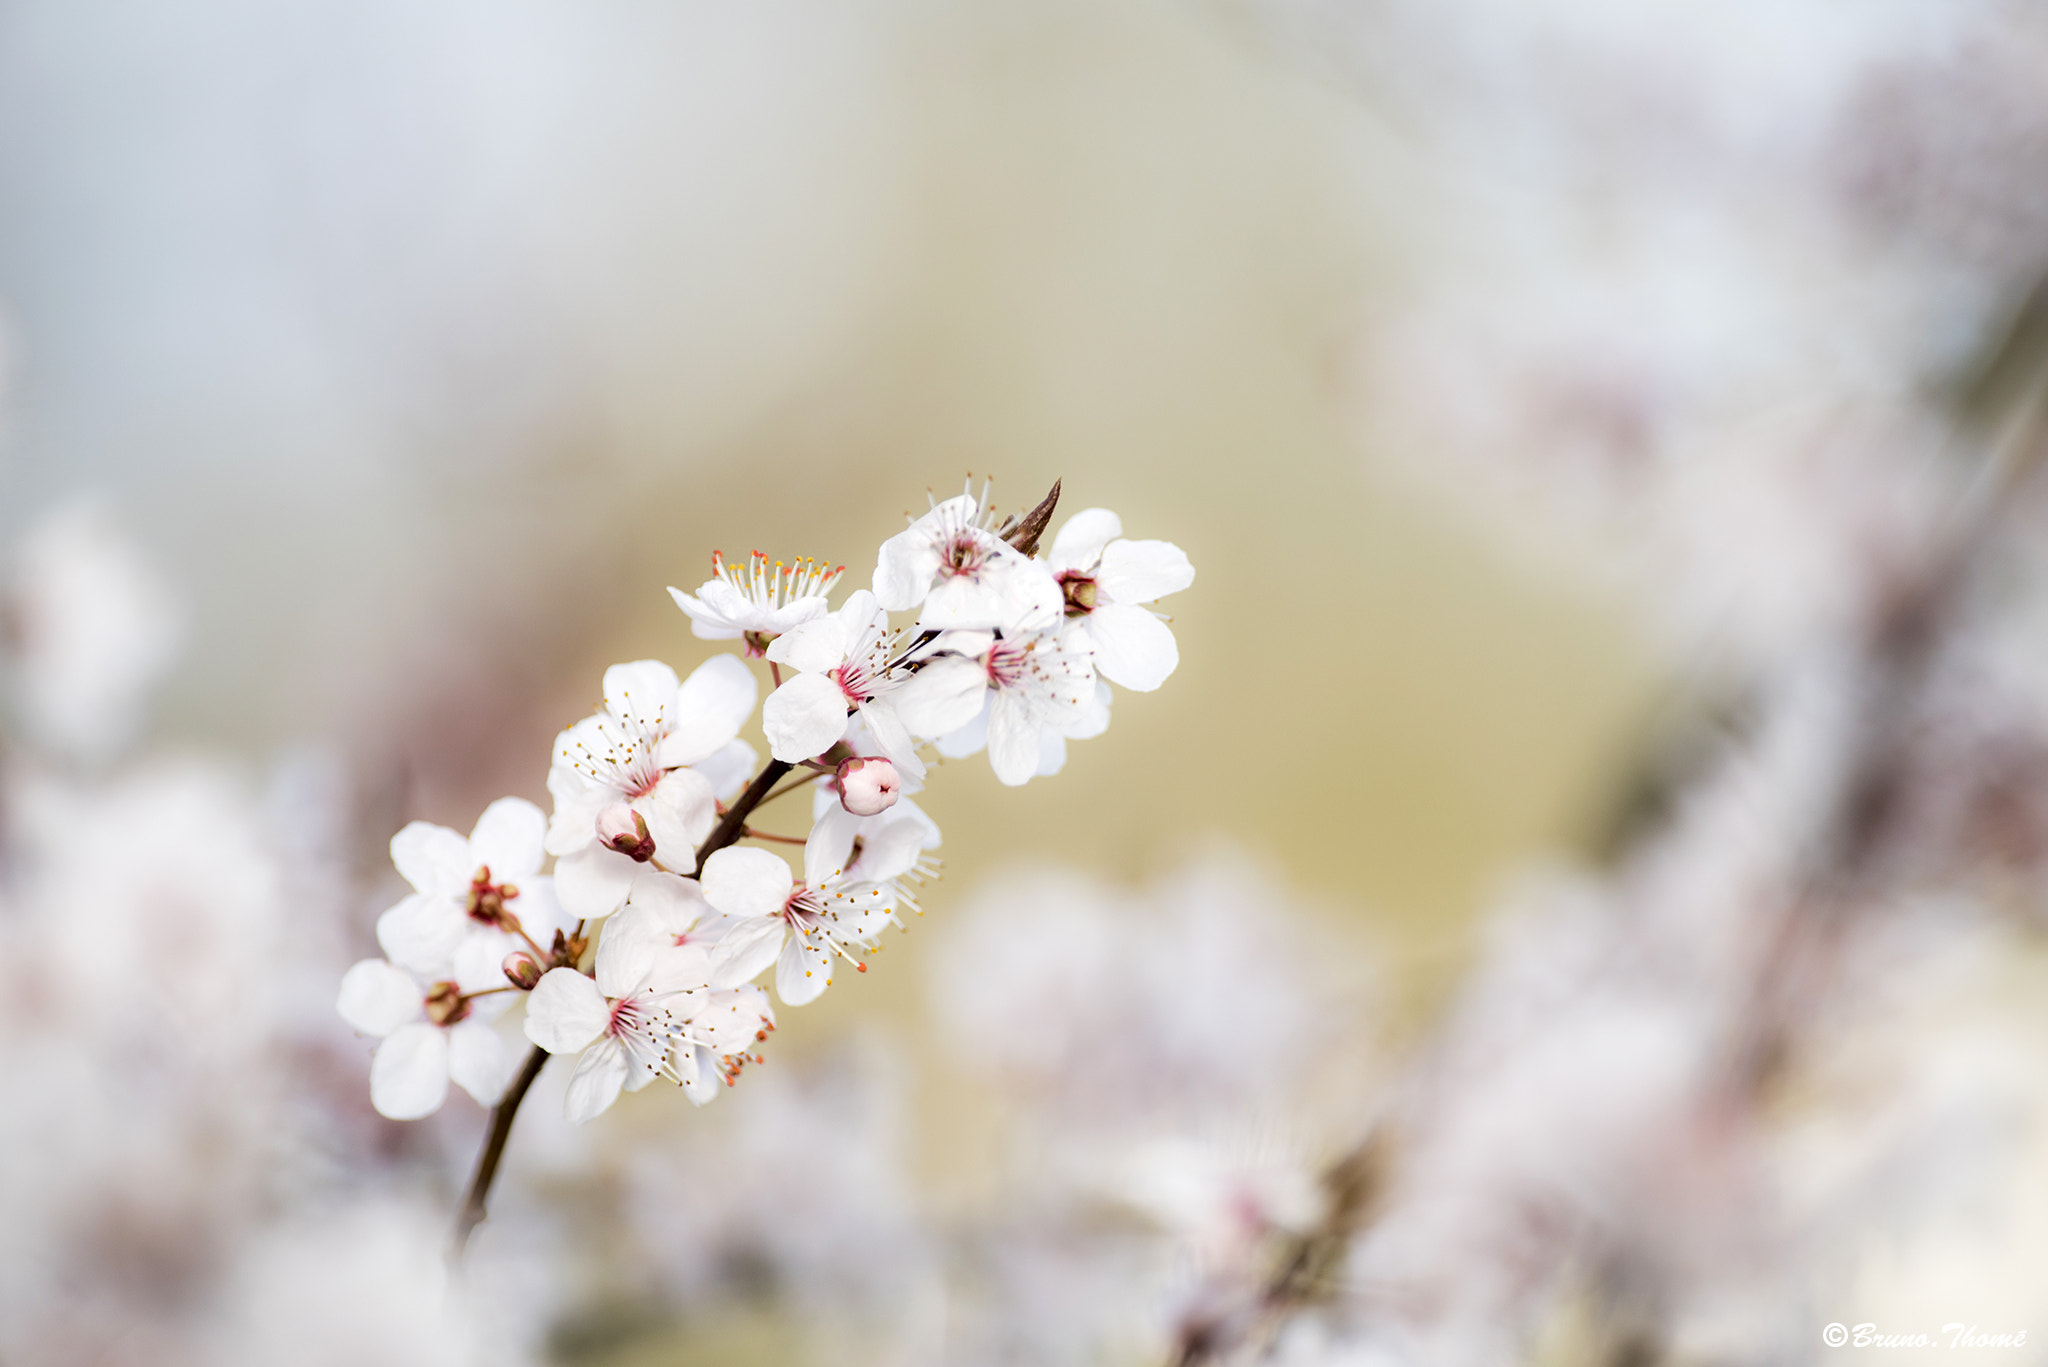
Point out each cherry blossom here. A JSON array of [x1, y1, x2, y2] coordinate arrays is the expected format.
[[668, 550, 843, 655], [1046, 508, 1194, 692], [761, 588, 924, 777], [895, 627, 1109, 785], [545, 655, 757, 918], [700, 815, 930, 1005], [375, 796, 570, 986], [872, 484, 1062, 631], [523, 904, 774, 1123], [337, 958, 514, 1120]]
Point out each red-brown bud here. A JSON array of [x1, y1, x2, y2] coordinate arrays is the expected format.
[[502, 951, 544, 991], [595, 803, 654, 862]]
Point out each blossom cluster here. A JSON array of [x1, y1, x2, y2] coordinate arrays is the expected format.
[[338, 481, 1193, 1125]]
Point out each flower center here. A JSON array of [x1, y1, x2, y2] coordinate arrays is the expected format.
[[985, 637, 1029, 689], [834, 660, 874, 705], [780, 884, 826, 928], [939, 531, 990, 579], [607, 994, 645, 1039], [425, 980, 470, 1026], [1059, 571, 1098, 616], [466, 866, 523, 929]]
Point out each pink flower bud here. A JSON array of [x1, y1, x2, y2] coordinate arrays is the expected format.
[[502, 951, 544, 991], [595, 802, 654, 862], [835, 756, 901, 817]]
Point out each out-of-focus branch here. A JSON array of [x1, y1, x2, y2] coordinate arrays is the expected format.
[[1173, 287, 2048, 1367], [1169, 1132, 1387, 1366]]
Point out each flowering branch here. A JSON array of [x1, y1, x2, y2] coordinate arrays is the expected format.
[[332, 476, 1193, 1265]]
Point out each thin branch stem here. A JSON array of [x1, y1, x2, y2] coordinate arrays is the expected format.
[[448, 1042, 548, 1265], [741, 826, 806, 845], [754, 772, 820, 810], [692, 759, 796, 877]]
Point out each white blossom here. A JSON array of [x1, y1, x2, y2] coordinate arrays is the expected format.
[[668, 550, 842, 654], [523, 877, 773, 1123], [1045, 508, 1194, 692], [872, 483, 1063, 632], [1, 499, 181, 764], [337, 958, 513, 1120], [895, 627, 1109, 786], [545, 656, 757, 919], [761, 588, 926, 777], [701, 814, 930, 1005], [375, 797, 570, 985]]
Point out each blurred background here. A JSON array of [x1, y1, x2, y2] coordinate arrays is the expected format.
[[5, 1, 2048, 1364]]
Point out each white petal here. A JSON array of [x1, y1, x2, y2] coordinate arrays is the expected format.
[[370, 1023, 450, 1120], [453, 931, 524, 1000], [602, 660, 682, 733], [523, 968, 611, 1055], [594, 906, 660, 998], [1098, 538, 1194, 604], [764, 614, 851, 673], [504, 875, 571, 944], [646, 943, 719, 993], [553, 843, 637, 920], [707, 915, 786, 988], [447, 1018, 513, 1105], [338, 959, 425, 1037], [660, 654, 758, 767], [848, 816, 925, 883], [986, 692, 1041, 786], [693, 737, 759, 802], [701, 845, 793, 918], [677, 1044, 722, 1106], [762, 671, 851, 763], [935, 699, 990, 758], [917, 547, 1061, 632], [1089, 604, 1178, 691], [892, 794, 943, 848], [806, 803, 860, 888], [467, 796, 548, 878], [390, 821, 472, 894], [818, 881, 897, 942], [544, 753, 608, 856], [854, 698, 926, 782], [775, 930, 833, 1006], [872, 514, 949, 610], [686, 985, 775, 1051], [892, 655, 990, 737], [1061, 679, 1115, 741], [1048, 507, 1123, 571], [375, 894, 465, 976], [563, 1040, 628, 1124], [1036, 729, 1068, 777], [668, 583, 744, 639], [637, 765, 717, 856], [625, 866, 710, 935]]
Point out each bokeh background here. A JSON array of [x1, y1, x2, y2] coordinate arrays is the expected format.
[[5, 2, 2048, 1364]]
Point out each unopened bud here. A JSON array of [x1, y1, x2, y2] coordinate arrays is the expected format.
[[835, 756, 901, 817], [596, 803, 654, 862], [424, 980, 470, 1026], [502, 951, 544, 991]]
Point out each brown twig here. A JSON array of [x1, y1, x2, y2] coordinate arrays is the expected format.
[[448, 1042, 549, 1264]]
